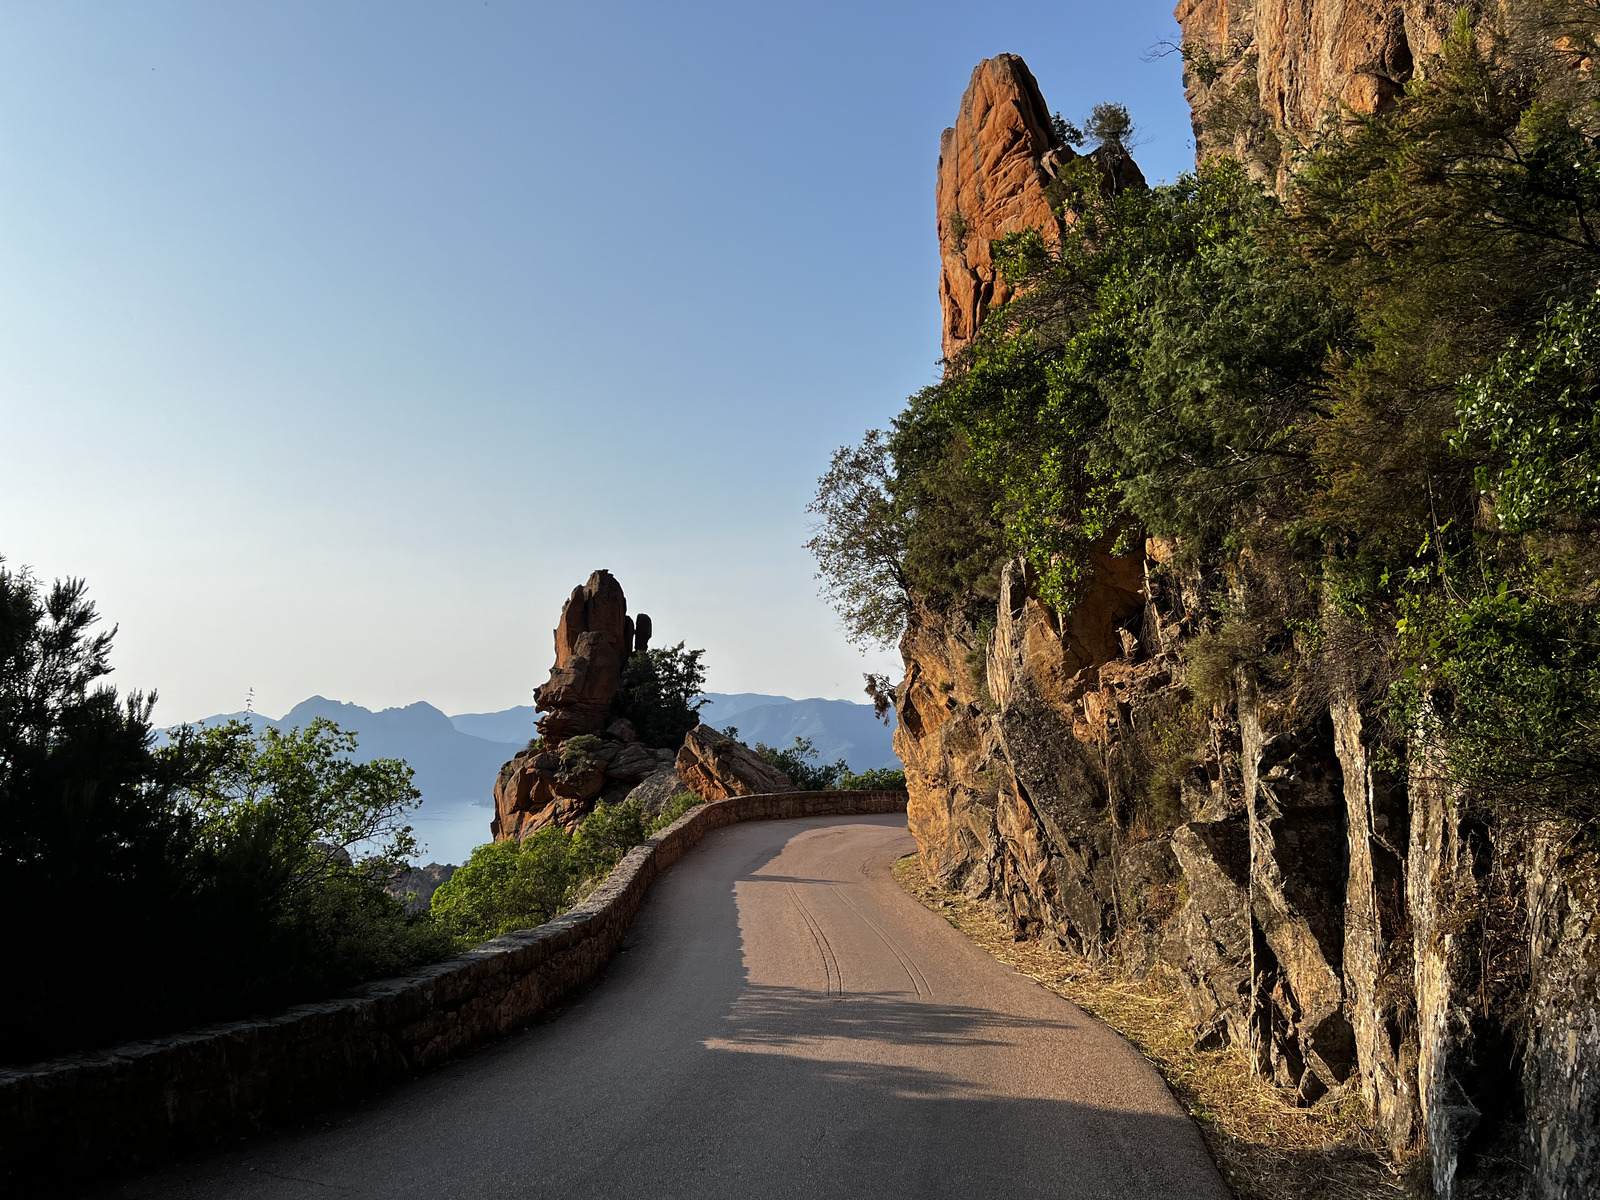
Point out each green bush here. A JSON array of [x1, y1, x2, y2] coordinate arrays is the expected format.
[[432, 794, 706, 948], [559, 733, 603, 772], [648, 788, 703, 832], [734, 731, 848, 790], [837, 767, 907, 790], [616, 642, 708, 748], [430, 827, 574, 945]]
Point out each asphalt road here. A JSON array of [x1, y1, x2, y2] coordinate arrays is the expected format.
[[100, 815, 1228, 1199]]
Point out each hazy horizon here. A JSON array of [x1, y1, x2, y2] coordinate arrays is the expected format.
[[2, 1, 1192, 723]]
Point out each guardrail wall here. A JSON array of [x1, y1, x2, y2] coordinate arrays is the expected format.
[[0, 790, 908, 1186]]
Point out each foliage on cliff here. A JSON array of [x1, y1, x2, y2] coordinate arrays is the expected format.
[[0, 562, 451, 1064], [811, 15, 1600, 834]]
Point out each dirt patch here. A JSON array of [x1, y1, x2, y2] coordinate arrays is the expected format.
[[894, 854, 1415, 1200]]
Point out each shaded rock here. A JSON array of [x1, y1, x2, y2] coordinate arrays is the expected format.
[[1240, 683, 1353, 1094], [490, 742, 607, 842], [1525, 835, 1600, 1200], [676, 725, 797, 800], [534, 570, 630, 742], [625, 766, 686, 815], [1334, 694, 1418, 1153], [605, 741, 661, 784], [605, 718, 638, 743], [386, 862, 457, 915]]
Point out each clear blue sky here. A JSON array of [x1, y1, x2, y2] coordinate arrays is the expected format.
[[1, 0, 1191, 722]]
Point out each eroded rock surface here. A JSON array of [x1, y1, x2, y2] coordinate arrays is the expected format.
[[534, 570, 631, 743], [676, 724, 797, 801], [1174, 0, 1484, 174], [896, 47, 1600, 1197]]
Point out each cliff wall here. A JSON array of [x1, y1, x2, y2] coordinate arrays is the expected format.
[[897, 43, 1599, 1200], [1173, 1, 1492, 175]]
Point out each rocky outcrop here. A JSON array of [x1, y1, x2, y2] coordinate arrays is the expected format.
[[534, 570, 632, 743], [937, 55, 1065, 360], [1174, 0, 1485, 174], [935, 55, 1146, 361], [896, 48, 1600, 1198], [492, 571, 673, 842], [386, 863, 457, 915], [676, 724, 797, 801], [625, 765, 686, 814]]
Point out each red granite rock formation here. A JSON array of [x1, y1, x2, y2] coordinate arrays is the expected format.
[[935, 54, 1146, 362], [936, 54, 1065, 361], [534, 570, 630, 742], [676, 724, 797, 801], [1174, 0, 1479, 172]]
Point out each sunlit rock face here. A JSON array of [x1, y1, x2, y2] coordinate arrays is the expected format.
[[902, 44, 1600, 1198], [935, 54, 1063, 361], [676, 724, 796, 801], [1174, 0, 1481, 176]]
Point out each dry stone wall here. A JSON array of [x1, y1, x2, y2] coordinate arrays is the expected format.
[[0, 790, 907, 1190]]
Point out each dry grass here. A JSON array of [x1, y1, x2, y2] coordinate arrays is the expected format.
[[894, 855, 1415, 1200]]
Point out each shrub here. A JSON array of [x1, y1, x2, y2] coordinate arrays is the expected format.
[[616, 642, 708, 748], [559, 733, 603, 772], [431, 828, 573, 945], [743, 734, 848, 790], [837, 767, 907, 790], [432, 794, 704, 948], [0, 559, 452, 1062], [648, 789, 703, 832]]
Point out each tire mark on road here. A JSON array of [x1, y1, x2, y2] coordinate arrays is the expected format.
[[828, 881, 932, 999], [786, 884, 843, 997]]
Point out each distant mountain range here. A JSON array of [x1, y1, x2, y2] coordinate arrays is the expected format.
[[446, 694, 899, 772], [172, 693, 898, 865]]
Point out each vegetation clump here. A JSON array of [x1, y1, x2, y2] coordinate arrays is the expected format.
[[615, 642, 707, 748], [0, 561, 451, 1064], [431, 791, 703, 946], [809, 12, 1600, 840]]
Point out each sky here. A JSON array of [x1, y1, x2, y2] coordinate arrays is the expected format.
[[0, 0, 1193, 724]]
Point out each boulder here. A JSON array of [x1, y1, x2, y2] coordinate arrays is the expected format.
[[491, 743, 608, 841], [606, 741, 662, 783], [676, 724, 797, 800], [626, 766, 687, 815]]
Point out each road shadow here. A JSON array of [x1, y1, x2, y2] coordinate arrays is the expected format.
[[89, 816, 1227, 1200], [714, 983, 1080, 1051]]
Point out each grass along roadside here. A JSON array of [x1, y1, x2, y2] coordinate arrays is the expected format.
[[893, 854, 1413, 1200]]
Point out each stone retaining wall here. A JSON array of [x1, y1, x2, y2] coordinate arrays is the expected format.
[[0, 790, 907, 1188]]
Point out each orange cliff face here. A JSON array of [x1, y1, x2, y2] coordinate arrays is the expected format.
[[935, 54, 1068, 362], [935, 54, 1146, 362], [1174, 0, 1481, 171]]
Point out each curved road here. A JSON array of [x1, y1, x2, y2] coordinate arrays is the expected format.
[[101, 815, 1227, 1199]]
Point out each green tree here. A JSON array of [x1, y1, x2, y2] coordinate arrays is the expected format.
[[1, 561, 197, 1061], [431, 827, 574, 944], [0, 560, 452, 1063], [617, 641, 707, 747], [740, 732, 848, 791]]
